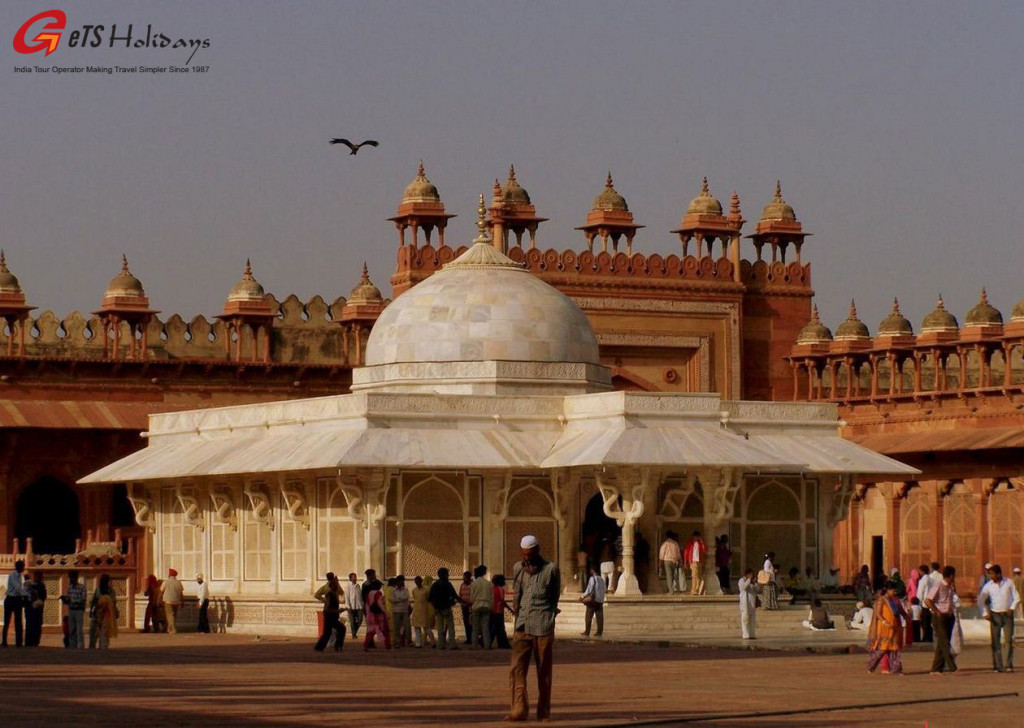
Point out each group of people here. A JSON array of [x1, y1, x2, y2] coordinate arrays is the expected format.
[[313, 565, 514, 653], [140, 569, 210, 634], [853, 561, 1022, 676], [1, 562, 212, 649], [1, 561, 120, 649], [658, 530, 733, 595], [313, 535, 561, 723]]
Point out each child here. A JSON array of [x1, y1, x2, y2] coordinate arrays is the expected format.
[[910, 596, 923, 643]]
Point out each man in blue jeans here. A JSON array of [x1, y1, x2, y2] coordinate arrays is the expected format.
[[2, 560, 26, 647]]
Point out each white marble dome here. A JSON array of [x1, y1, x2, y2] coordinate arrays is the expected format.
[[365, 243, 600, 367]]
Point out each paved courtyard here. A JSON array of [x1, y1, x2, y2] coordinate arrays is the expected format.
[[0, 632, 1019, 727]]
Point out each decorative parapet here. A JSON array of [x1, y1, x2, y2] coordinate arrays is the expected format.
[[0, 291, 375, 365]]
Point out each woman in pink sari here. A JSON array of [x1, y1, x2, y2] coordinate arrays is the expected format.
[[362, 577, 392, 651]]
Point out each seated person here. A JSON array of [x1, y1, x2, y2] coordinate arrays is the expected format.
[[848, 600, 874, 630], [803, 567, 822, 594], [786, 567, 812, 604], [801, 599, 835, 630], [821, 567, 840, 594]]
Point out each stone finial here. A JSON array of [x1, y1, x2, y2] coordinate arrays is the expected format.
[[492, 178, 502, 201], [360, 261, 370, 282], [606, 171, 614, 189], [774, 180, 783, 201], [700, 176, 711, 196], [508, 164, 517, 184], [121, 253, 130, 273], [417, 158, 425, 177], [730, 191, 741, 216]]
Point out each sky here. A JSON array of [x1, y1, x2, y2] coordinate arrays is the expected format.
[[3, 1, 1023, 333]]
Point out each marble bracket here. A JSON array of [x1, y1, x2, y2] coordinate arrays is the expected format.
[[209, 486, 238, 531], [243, 483, 275, 530], [127, 483, 156, 533], [175, 484, 205, 532], [279, 478, 310, 530]]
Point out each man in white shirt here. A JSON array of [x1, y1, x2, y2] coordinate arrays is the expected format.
[[161, 568, 184, 634], [579, 564, 606, 637], [344, 572, 364, 638], [916, 564, 937, 642], [979, 564, 1020, 672], [821, 567, 840, 593], [737, 568, 757, 639], [196, 573, 211, 633], [848, 601, 875, 630], [658, 531, 682, 594]]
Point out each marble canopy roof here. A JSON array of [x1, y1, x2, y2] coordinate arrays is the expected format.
[[80, 391, 918, 484]]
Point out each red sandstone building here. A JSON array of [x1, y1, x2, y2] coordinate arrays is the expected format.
[[1, 162, 1017, 606]]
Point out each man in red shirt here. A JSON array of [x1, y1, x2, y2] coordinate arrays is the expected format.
[[683, 531, 707, 595]]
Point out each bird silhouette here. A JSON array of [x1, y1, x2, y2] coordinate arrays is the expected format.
[[329, 138, 379, 155]]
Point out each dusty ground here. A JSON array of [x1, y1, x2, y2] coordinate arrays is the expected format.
[[0, 632, 1018, 727]]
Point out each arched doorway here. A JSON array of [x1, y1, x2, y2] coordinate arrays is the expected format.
[[16, 476, 81, 555], [581, 492, 618, 570]]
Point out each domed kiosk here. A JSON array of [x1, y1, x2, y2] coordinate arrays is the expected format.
[[82, 197, 916, 636], [356, 196, 609, 395]]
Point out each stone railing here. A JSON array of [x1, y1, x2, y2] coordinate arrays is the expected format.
[[0, 535, 137, 630]]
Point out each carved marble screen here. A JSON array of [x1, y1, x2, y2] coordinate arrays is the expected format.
[[386, 471, 481, 579], [503, 483, 557, 577]]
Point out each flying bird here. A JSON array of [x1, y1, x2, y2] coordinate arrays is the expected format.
[[329, 138, 379, 155]]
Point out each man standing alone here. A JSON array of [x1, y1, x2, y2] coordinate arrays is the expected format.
[[161, 569, 184, 634], [924, 565, 959, 674], [659, 531, 682, 594], [979, 564, 1020, 672], [737, 567, 757, 639], [508, 534, 560, 723], [195, 574, 211, 633], [344, 572, 364, 639]]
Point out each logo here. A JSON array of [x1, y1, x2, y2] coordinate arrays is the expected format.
[[13, 10, 65, 56]]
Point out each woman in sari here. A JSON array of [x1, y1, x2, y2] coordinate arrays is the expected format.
[[867, 580, 908, 675], [95, 574, 119, 649], [362, 577, 391, 651]]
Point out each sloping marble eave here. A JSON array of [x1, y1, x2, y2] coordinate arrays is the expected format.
[[746, 434, 921, 476], [541, 426, 805, 469], [79, 428, 558, 483]]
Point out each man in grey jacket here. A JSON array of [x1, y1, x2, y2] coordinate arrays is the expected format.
[[507, 535, 560, 723]]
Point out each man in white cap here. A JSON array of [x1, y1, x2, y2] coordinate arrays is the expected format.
[[507, 534, 560, 723], [196, 573, 211, 633]]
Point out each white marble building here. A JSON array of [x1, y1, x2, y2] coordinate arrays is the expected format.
[[82, 200, 916, 634]]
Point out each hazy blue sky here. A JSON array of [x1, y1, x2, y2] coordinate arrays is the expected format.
[[4, 1, 1023, 333]]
